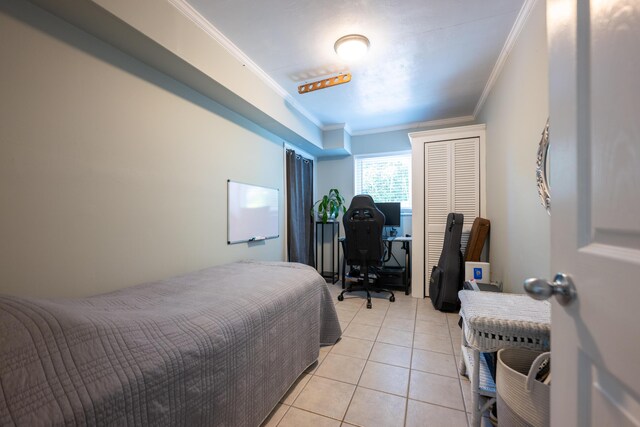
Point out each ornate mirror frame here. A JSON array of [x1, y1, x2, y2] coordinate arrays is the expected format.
[[536, 119, 550, 214]]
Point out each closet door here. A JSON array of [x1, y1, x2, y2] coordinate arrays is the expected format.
[[424, 138, 480, 282], [425, 141, 450, 279], [453, 138, 480, 252]]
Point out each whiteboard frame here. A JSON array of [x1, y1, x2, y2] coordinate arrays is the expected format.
[[227, 179, 280, 244]]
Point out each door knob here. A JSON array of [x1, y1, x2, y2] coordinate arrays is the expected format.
[[523, 273, 576, 306]]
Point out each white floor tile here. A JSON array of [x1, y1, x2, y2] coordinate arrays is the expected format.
[[376, 327, 413, 347], [411, 349, 459, 378], [405, 399, 467, 427], [284, 297, 483, 427], [343, 323, 380, 341], [292, 376, 355, 420], [413, 332, 454, 354], [409, 370, 465, 411], [343, 387, 406, 427], [381, 316, 416, 332], [330, 336, 375, 360], [358, 361, 410, 397], [278, 407, 341, 427], [315, 353, 367, 384], [368, 342, 412, 368]]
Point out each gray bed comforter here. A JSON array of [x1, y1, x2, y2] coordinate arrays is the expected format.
[[0, 261, 341, 426]]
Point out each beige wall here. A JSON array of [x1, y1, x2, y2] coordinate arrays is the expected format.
[[0, 1, 285, 297], [476, 0, 550, 293]]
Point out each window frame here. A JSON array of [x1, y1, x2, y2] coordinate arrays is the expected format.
[[353, 150, 412, 214]]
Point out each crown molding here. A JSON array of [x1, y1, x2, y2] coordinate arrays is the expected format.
[[473, 0, 538, 118], [351, 115, 475, 136], [167, 0, 324, 129], [408, 123, 486, 141], [322, 123, 353, 135], [168, 0, 534, 144]]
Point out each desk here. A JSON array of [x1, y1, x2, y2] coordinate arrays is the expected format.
[[339, 236, 412, 295], [458, 290, 550, 426]]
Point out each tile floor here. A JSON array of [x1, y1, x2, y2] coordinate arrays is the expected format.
[[261, 283, 492, 427]]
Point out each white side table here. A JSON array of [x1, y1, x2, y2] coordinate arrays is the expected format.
[[458, 290, 551, 426]]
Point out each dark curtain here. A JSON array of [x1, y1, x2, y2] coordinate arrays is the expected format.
[[286, 149, 314, 266]]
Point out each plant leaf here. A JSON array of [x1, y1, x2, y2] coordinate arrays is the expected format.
[[313, 189, 348, 221]]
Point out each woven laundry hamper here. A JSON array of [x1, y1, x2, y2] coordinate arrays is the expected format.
[[497, 348, 550, 427]]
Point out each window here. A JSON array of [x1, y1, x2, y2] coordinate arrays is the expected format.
[[354, 152, 412, 211]]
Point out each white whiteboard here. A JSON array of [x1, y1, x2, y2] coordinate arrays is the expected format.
[[227, 180, 279, 244]]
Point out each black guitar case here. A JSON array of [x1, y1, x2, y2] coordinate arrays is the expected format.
[[429, 213, 464, 312]]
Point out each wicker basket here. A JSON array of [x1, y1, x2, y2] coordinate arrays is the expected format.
[[496, 348, 550, 427]]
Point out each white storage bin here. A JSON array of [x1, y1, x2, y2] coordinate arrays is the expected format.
[[496, 348, 550, 427]]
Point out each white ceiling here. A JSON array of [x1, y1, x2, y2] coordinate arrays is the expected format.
[[186, 0, 525, 134]]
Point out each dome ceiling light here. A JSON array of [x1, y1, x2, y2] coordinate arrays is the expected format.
[[334, 34, 370, 62]]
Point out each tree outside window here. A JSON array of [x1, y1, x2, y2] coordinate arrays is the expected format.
[[354, 152, 411, 210]]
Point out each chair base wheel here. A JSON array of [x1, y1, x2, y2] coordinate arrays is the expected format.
[[389, 295, 395, 302], [366, 302, 372, 309], [337, 294, 344, 301]]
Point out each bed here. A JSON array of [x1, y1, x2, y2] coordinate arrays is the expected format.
[[0, 261, 341, 426]]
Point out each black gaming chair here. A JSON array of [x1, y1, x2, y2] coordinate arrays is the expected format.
[[338, 195, 395, 309]]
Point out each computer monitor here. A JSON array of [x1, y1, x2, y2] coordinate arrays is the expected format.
[[375, 202, 401, 227]]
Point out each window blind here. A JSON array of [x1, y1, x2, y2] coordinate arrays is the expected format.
[[354, 152, 412, 210]]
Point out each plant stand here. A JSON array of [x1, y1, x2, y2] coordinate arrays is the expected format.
[[315, 221, 340, 284]]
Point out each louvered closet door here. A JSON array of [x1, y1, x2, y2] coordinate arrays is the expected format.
[[453, 139, 480, 254], [424, 138, 479, 286], [425, 141, 450, 280]]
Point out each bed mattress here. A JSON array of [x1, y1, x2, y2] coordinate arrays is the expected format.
[[0, 261, 341, 426]]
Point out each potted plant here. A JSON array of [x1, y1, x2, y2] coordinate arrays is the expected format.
[[311, 188, 347, 223]]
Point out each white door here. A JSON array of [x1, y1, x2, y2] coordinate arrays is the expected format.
[[424, 138, 480, 284], [544, 0, 640, 425], [409, 124, 486, 298]]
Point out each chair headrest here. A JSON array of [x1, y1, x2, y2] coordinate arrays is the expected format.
[[344, 195, 384, 225], [347, 195, 376, 210]]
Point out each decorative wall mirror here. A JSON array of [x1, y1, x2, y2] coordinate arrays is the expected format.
[[536, 119, 550, 214]]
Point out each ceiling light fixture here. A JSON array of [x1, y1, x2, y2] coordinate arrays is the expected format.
[[298, 73, 352, 94], [334, 34, 370, 62]]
